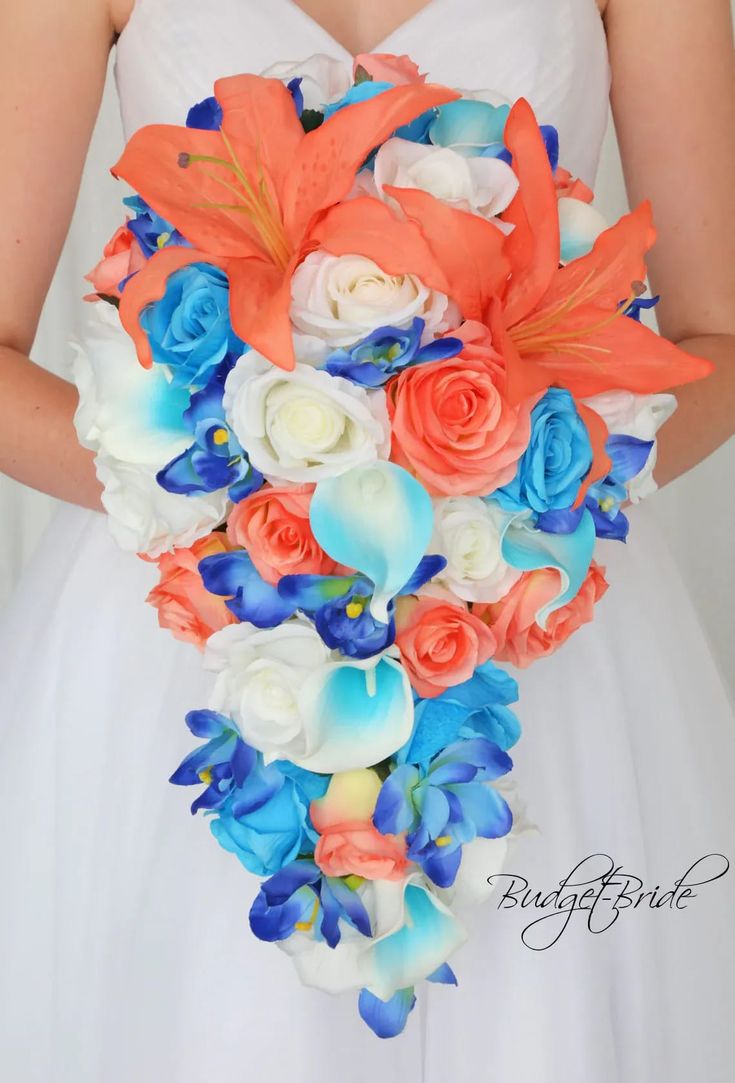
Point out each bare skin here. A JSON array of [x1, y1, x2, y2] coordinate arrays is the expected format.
[[0, 0, 732, 509]]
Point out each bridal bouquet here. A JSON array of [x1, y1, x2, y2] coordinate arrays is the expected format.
[[75, 51, 711, 1037]]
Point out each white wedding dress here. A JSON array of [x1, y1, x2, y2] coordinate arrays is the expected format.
[[1, 1, 733, 1080]]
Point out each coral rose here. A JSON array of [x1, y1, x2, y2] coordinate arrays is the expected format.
[[227, 484, 337, 585], [395, 595, 496, 698], [352, 52, 427, 85], [84, 223, 145, 301], [387, 321, 534, 497], [473, 561, 609, 668], [311, 768, 409, 881], [146, 532, 237, 649], [314, 822, 409, 881]]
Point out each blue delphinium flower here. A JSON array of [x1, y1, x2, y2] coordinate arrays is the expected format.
[[495, 388, 594, 516], [139, 262, 245, 389], [122, 194, 188, 259], [169, 709, 257, 813], [373, 737, 513, 888], [157, 360, 263, 503], [249, 859, 372, 947], [325, 318, 463, 388], [397, 660, 521, 766], [186, 95, 223, 130], [277, 554, 447, 659]]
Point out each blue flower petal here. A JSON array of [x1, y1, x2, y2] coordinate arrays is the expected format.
[[358, 987, 417, 1039], [199, 551, 297, 628]]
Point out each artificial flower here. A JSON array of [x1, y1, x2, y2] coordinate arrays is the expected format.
[[84, 222, 145, 301], [387, 321, 534, 497], [226, 483, 337, 585], [224, 352, 390, 483], [289, 251, 454, 355], [146, 532, 238, 648], [395, 595, 496, 698], [324, 317, 463, 387], [260, 54, 352, 112], [474, 560, 609, 667], [112, 75, 459, 371], [430, 496, 522, 602]]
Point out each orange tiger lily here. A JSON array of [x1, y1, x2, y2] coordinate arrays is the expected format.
[[493, 97, 714, 405], [112, 74, 459, 371]]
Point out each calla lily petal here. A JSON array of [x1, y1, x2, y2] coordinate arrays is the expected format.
[[500, 509, 596, 628], [310, 462, 435, 623], [295, 654, 414, 773]]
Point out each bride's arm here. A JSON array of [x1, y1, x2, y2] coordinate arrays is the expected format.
[[0, 0, 127, 509], [604, 0, 735, 487]]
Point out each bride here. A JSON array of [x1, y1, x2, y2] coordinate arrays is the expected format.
[[1, 0, 734, 1080]]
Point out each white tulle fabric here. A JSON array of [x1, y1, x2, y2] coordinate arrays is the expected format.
[[1, 1, 733, 1080]]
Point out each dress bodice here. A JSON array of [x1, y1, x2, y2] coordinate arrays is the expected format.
[[114, 0, 610, 184]]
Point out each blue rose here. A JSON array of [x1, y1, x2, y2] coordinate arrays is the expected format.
[[139, 262, 244, 389], [210, 764, 324, 877], [495, 388, 593, 514], [323, 81, 434, 145]]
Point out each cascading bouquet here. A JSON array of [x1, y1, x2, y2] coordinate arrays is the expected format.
[[75, 51, 711, 1037]]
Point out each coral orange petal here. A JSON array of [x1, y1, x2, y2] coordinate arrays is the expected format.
[[312, 197, 450, 295], [118, 246, 216, 369], [521, 307, 714, 398], [213, 73, 305, 195], [486, 295, 550, 404], [530, 202, 654, 322], [112, 126, 265, 258], [574, 402, 612, 509], [282, 82, 460, 241], [386, 186, 510, 320], [227, 256, 297, 370], [500, 98, 560, 327]]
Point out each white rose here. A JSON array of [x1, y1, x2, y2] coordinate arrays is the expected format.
[[205, 621, 414, 771], [289, 251, 455, 353], [430, 497, 521, 603], [259, 54, 351, 112], [374, 137, 519, 221], [224, 351, 390, 483], [71, 303, 190, 465], [206, 620, 332, 762], [583, 390, 678, 502], [96, 455, 227, 557]]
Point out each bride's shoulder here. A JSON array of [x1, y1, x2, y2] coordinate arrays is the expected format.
[[109, 0, 136, 37]]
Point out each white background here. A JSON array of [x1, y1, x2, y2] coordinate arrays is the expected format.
[[1, 30, 733, 698]]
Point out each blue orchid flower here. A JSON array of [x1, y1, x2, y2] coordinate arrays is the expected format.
[[623, 293, 660, 322], [277, 554, 446, 660], [169, 709, 258, 814], [122, 194, 188, 260], [397, 660, 521, 766], [324, 318, 463, 387], [186, 95, 223, 130], [373, 737, 513, 888], [249, 859, 372, 947], [536, 434, 654, 542], [157, 361, 263, 503], [199, 549, 298, 628]]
